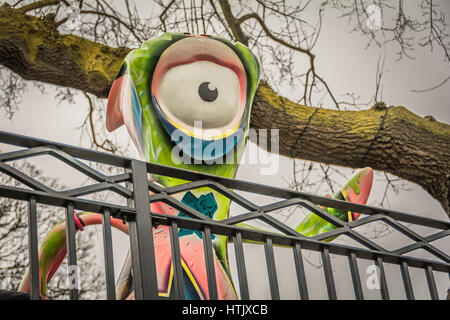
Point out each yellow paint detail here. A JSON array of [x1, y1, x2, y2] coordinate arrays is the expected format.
[[340, 188, 353, 222], [158, 256, 205, 299], [166, 115, 243, 140], [157, 262, 174, 297]]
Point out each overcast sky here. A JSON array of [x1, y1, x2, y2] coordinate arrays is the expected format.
[[0, 0, 448, 299]]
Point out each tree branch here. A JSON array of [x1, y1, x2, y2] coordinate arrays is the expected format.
[[17, 0, 65, 13], [219, 2, 339, 109], [253, 84, 450, 214], [217, 0, 248, 44], [79, 9, 142, 42], [0, 6, 449, 215], [0, 5, 130, 97]]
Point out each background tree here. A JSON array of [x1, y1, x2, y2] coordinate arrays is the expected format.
[[0, 0, 448, 215]]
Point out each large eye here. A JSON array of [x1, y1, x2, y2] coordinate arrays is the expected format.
[[157, 61, 241, 130]]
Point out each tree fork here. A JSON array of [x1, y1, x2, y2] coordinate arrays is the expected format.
[[0, 5, 449, 215]]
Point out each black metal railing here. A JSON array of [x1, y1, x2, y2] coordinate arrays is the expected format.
[[0, 131, 448, 300]]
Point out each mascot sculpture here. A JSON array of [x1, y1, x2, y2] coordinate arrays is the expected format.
[[19, 33, 373, 300]]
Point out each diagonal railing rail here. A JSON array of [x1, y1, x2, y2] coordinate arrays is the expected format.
[[0, 131, 448, 300]]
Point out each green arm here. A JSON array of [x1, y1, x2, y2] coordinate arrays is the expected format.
[[229, 168, 372, 244], [228, 206, 347, 245]]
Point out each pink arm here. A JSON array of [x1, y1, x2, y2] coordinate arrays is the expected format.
[[19, 211, 129, 299]]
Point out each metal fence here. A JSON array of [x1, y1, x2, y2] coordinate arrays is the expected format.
[[0, 131, 448, 300]]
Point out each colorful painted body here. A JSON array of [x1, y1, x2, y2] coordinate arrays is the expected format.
[[107, 32, 260, 299], [19, 33, 374, 300], [19, 212, 128, 299]]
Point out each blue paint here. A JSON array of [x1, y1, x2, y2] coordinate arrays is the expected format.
[[151, 95, 243, 161]]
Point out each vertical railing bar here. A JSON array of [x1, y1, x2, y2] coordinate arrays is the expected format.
[[425, 265, 439, 300], [375, 257, 390, 300], [124, 168, 141, 299], [27, 197, 39, 300], [321, 247, 337, 300], [292, 242, 309, 300], [400, 261, 415, 300], [233, 231, 250, 300], [128, 215, 144, 299], [202, 226, 218, 300], [169, 220, 185, 300], [128, 160, 159, 300], [65, 202, 79, 300], [101, 208, 116, 300], [264, 237, 280, 300], [348, 252, 364, 300]]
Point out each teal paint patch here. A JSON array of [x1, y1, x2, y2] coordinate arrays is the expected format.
[[178, 191, 217, 239], [130, 80, 143, 141]]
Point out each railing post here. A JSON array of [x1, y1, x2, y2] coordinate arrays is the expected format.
[[375, 257, 390, 300], [321, 247, 337, 300], [400, 261, 415, 300], [65, 202, 79, 300], [264, 237, 280, 300], [102, 208, 116, 300], [348, 252, 364, 300], [425, 265, 439, 300], [128, 160, 159, 300], [293, 242, 309, 300], [169, 220, 185, 299], [27, 197, 39, 300], [203, 226, 218, 300], [234, 231, 250, 300]]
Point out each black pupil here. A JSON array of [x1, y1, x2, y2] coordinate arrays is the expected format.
[[198, 82, 218, 102]]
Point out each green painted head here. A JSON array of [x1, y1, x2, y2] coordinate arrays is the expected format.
[[106, 32, 260, 186]]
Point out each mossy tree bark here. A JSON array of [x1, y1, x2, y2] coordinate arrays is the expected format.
[[1, 5, 449, 215], [253, 85, 450, 215]]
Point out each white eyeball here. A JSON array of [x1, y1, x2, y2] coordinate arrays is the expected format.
[[157, 61, 241, 131]]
